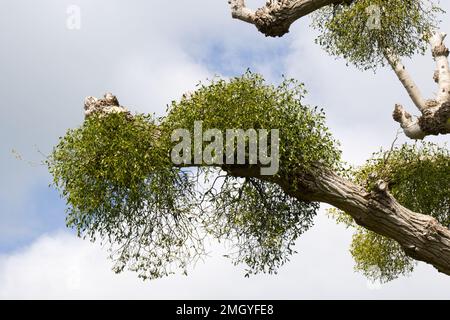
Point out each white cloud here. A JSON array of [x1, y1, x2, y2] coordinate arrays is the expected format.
[[0, 0, 216, 244], [1, 212, 450, 299]]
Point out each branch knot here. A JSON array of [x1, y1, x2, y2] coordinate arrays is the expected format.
[[84, 93, 131, 119]]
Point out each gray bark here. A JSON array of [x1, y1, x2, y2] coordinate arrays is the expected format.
[[277, 169, 450, 276], [225, 164, 450, 276], [229, 0, 344, 37]]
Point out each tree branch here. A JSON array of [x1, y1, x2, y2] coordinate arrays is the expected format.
[[227, 2, 450, 138], [228, 0, 344, 37], [84, 93, 450, 276], [84, 93, 132, 119], [385, 52, 426, 112], [392, 104, 426, 140], [270, 168, 450, 276], [229, 0, 256, 24], [431, 32, 450, 104], [387, 33, 450, 139], [311, 170, 450, 276]]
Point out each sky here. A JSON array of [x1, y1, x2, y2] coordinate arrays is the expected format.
[[0, 0, 449, 299]]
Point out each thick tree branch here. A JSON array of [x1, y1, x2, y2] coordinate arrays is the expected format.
[[229, 0, 256, 24], [387, 33, 450, 139], [383, 33, 450, 139], [275, 169, 450, 276], [386, 52, 450, 139], [392, 104, 426, 139], [228, 0, 344, 37]]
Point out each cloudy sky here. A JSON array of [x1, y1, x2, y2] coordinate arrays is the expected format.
[[0, 0, 449, 299]]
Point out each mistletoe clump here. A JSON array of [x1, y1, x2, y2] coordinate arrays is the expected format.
[[333, 142, 449, 282], [312, 0, 443, 70], [48, 72, 342, 279]]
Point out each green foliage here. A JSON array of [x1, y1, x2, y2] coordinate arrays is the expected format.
[[332, 142, 449, 282], [162, 72, 342, 176], [357, 142, 450, 224], [48, 113, 202, 280], [47, 72, 342, 279], [350, 227, 416, 283], [206, 177, 318, 276], [312, 0, 443, 70]]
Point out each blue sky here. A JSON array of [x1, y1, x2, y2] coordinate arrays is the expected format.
[[0, 0, 449, 299]]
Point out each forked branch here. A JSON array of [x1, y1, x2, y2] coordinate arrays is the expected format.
[[388, 33, 450, 139]]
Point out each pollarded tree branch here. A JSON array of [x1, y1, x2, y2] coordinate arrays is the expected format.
[[387, 33, 450, 139], [392, 104, 426, 140], [228, 0, 344, 37], [87, 93, 450, 277], [226, 163, 450, 276], [229, 0, 256, 24]]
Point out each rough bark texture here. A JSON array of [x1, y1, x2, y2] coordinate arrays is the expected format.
[[392, 104, 426, 139], [431, 32, 450, 104], [226, 163, 450, 276], [229, 0, 343, 37]]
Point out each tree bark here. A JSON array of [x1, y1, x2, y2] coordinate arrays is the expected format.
[[222, 162, 450, 276], [387, 34, 450, 139], [431, 32, 450, 104], [385, 52, 426, 112], [229, 0, 344, 37], [228, 1, 450, 139]]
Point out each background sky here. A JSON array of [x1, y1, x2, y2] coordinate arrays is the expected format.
[[0, 0, 449, 299]]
